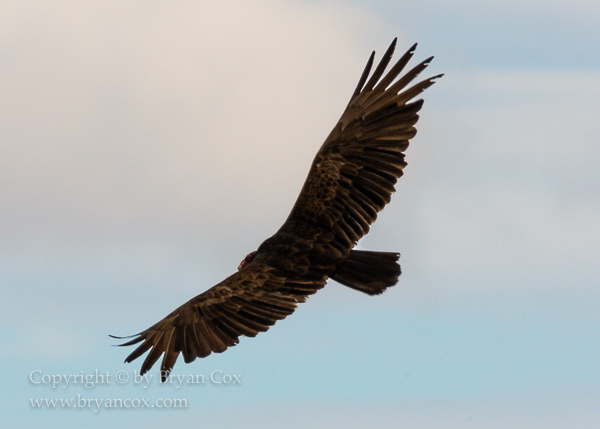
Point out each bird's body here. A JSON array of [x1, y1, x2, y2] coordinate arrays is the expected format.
[[114, 38, 442, 381]]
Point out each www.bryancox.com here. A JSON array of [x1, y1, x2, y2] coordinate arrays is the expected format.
[[30, 395, 188, 412]]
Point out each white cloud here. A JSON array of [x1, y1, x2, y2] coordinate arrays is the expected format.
[[2, 0, 599, 350], [0, 0, 391, 349], [384, 69, 600, 304], [2, 2, 598, 310], [0, 0, 382, 255]]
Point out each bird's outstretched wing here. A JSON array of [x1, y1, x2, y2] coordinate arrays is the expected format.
[[113, 262, 326, 381], [282, 38, 442, 251], [114, 39, 441, 380]]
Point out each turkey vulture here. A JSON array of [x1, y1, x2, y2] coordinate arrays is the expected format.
[[113, 38, 442, 381]]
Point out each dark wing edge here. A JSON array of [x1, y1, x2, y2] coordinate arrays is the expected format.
[[111, 263, 326, 381], [284, 39, 442, 251]]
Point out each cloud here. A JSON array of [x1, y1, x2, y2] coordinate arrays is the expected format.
[[418, 70, 600, 279], [0, 0, 382, 256], [2, 2, 598, 316]]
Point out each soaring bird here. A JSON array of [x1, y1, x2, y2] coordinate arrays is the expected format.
[[113, 38, 442, 381]]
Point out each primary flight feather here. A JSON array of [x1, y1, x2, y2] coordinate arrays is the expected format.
[[113, 38, 442, 381]]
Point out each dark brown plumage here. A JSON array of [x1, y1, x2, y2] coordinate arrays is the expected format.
[[112, 38, 442, 381]]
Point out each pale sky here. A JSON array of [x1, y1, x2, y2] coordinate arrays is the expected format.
[[2, 1, 599, 428]]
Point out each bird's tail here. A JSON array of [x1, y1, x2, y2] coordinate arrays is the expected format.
[[331, 250, 400, 295]]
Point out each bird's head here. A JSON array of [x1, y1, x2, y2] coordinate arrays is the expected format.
[[238, 251, 257, 270]]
